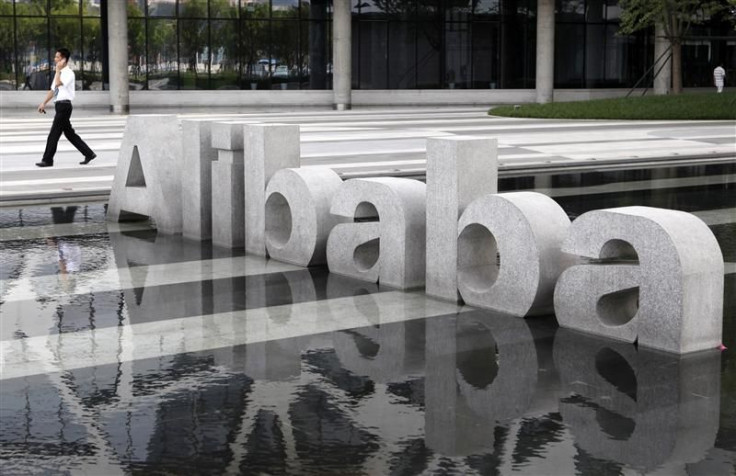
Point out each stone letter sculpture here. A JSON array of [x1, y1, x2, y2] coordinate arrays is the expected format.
[[426, 136, 498, 302], [107, 115, 183, 234], [264, 167, 344, 266], [328, 177, 427, 289], [554, 206, 724, 354], [244, 124, 301, 257], [181, 119, 218, 240], [457, 192, 572, 316]]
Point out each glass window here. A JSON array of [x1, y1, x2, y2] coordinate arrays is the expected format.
[[446, 1, 471, 21], [241, 18, 271, 89], [585, 24, 605, 86], [270, 19, 299, 88], [14, 0, 47, 16], [212, 0, 239, 18], [359, 0, 414, 20], [303, 20, 330, 89], [82, 0, 101, 17], [556, 0, 585, 21], [416, 21, 441, 88], [444, 21, 471, 88], [586, 0, 604, 22], [303, 0, 330, 20], [52, 0, 80, 16], [243, 0, 270, 19], [50, 18, 81, 68], [605, 24, 633, 86], [273, 0, 300, 19], [474, 0, 500, 17], [472, 22, 499, 89], [605, 0, 620, 20], [148, 0, 176, 17], [359, 20, 387, 88], [0, 17, 15, 90], [388, 21, 415, 88], [81, 17, 102, 90], [128, 1, 146, 18], [180, 0, 208, 18], [211, 19, 240, 89], [147, 18, 177, 90], [16, 17, 49, 90], [178, 18, 209, 89], [128, 18, 147, 89], [555, 23, 585, 87]]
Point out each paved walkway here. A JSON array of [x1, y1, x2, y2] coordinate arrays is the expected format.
[[1, 106, 734, 204]]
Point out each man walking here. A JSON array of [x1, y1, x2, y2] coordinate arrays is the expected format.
[[36, 48, 96, 168], [713, 63, 726, 93]]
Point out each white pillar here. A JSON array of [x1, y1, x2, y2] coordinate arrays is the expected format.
[[535, 0, 555, 104], [332, 0, 351, 110], [107, 0, 129, 114], [654, 22, 672, 95]]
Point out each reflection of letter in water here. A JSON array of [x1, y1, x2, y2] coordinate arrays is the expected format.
[[425, 310, 538, 455], [554, 207, 723, 354], [181, 120, 218, 241], [553, 329, 720, 473]]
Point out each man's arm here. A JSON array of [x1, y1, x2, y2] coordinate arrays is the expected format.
[[37, 89, 54, 113]]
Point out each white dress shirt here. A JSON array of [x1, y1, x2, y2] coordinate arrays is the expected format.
[[52, 67, 76, 102]]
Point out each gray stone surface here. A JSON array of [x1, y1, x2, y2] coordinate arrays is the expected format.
[[181, 120, 217, 240], [264, 167, 344, 266], [554, 329, 720, 471], [456, 192, 572, 316], [425, 136, 498, 302], [107, 115, 183, 234], [210, 121, 257, 248], [328, 177, 427, 289], [244, 124, 301, 257], [554, 206, 724, 354]]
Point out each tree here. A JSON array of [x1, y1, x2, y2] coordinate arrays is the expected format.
[[618, 0, 730, 94]]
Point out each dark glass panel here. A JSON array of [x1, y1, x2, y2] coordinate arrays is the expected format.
[[147, 18, 178, 89], [51, 0, 79, 15], [471, 22, 499, 89], [14, 0, 47, 16], [179, 18, 209, 89], [555, 23, 584, 87], [474, 0, 500, 17], [444, 21, 471, 88], [358, 20, 387, 88], [211, 19, 240, 89], [556, 0, 584, 21], [180, 0, 208, 18], [80, 17, 102, 90], [243, 0, 270, 19], [388, 21, 415, 88], [0, 17, 15, 90], [585, 24, 605, 87], [148, 0, 176, 17], [605, 0, 621, 20], [128, 18, 147, 89], [604, 24, 632, 87], [273, 0, 300, 18], [304, 20, 330, 89], [416, 21, 441, 88], [241, 19, 271, 89], [16, 17, 48, 90], [270, 19, 299, 89], [82, 0, 100, 17], [446, 0, 471, 21], [212, 0, 239, 18], [303, 0, 330, 20], [586, 0, 604, 22], [417, 0, 439, 19], [351, 18, 359, 88], [359, 0, 414, 20]]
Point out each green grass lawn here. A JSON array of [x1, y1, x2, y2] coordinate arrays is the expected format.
[[490, 91, 736, 120]]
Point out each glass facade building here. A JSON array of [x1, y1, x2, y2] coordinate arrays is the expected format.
[[0, 0, 733, 93]]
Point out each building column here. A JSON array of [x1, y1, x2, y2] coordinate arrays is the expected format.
[[107, 0, 129, 114], [332, 0, 351, 110], [535, 0, 555, 104], [653, 22, 672, 95]]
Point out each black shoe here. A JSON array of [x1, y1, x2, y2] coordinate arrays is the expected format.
[[35, 161, 53, 167], [80, 154, 96, 165]]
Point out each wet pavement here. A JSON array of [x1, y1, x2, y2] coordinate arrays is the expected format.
[[0, 163, 734, 475]]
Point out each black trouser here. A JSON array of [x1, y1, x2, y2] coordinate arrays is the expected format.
[[41, 101, 94, 164]]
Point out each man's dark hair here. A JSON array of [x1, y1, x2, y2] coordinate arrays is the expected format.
[[56, 48, 71, 61]]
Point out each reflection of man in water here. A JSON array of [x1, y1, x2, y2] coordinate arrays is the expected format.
[[48, 207, 82, 290]]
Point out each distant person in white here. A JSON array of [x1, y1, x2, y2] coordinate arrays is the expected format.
[[35, 48, 96, 168], [713, 64, 726, 93]]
